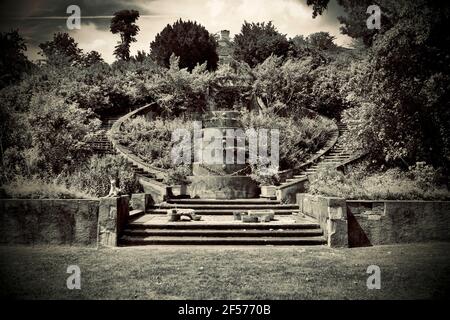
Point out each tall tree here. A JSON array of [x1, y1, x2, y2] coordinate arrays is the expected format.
[[341, 1, 450, 168], [150, 19, 218, 71], [39, 32, 83, 64], [233, 21, 289, 67], [0, 30, 32, 88], [110, 10, 140, 61]]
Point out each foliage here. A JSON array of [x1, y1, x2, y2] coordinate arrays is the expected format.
[[150, 19, 218, 71], [145, 55, 212, 115], [1, 176, 93, 199], [114, 116, 195, 170], [39, 32, 83, 64], [27, 93, 101, 174], [0, 30, 33, 89], [117, 109, 334, 173], [306, 0, 330, 18], [308, 163, 450, 200], [164, 165, 192, 185], [307, 32, 337, 51], [110, 10, 140, 61], [306, 0, 398, 46], [252, 55, 353, 118], [82, 51, 105, 67], [250, 165, 280, 186], [57, 154, 142, 197], [233, 21, 289, 67], [207, 61, 253, 110], [241, 110, 334, 170], [0, 88, 31, 170], [341, 1, 450, 168]]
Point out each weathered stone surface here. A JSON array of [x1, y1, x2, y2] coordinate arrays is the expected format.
[[347, 200, 450, 247], [296, 194, 348, 247], [98, 196, 129, 247], [188, 176, 258, 199], [130, 193, 153, 212], [0, 199, 99, 246], [277, 179, 307, 204], [139, 178, 166, 203]]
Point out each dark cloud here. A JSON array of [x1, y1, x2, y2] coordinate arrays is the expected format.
[[0, 0, 156, 60], [0, 0, 352, 63], [0, 0, 155, 18]]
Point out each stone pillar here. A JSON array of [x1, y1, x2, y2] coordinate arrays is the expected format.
[[296, 193, 348, 247], [326, 197, 348, 247], [98, 195, 129, 247]]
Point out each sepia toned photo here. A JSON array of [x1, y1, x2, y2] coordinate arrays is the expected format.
[[0, 0, 449, 304]]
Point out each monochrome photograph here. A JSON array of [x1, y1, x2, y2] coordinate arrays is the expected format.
[[0, 0, 449, 305]]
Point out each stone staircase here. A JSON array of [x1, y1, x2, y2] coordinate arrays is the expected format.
[[287, 123, 350, 181], [119, 199, 326, 246], [107, 103, 359, 246], [90, 117, 119, 155]]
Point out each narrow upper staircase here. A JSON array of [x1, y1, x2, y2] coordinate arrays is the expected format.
[[289, 123, 351, 181], [120, 198, 326, 246], [90, 117, 120, 155]]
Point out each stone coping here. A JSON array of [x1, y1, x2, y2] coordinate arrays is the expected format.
[[346, 199, 450, 203], [0, 198, 100, 201]]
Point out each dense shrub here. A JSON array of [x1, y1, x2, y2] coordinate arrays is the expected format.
[[308, 163, 450, 200], [113, 116, 195, 170], [27, 93, 101, 174], [150, 19, 218, 71], [117, 111, 334, 172], [233, 21, 289, 67], [252, 54, 355, 119], [339, 2, 450, 168], [1, 155, 140, 199], [57, 154, 142, 198], [241, 110, 334, 169], [1, 176, 93, 199]]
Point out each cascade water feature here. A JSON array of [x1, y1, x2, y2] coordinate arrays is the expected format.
[[188, 110, 259, 199]]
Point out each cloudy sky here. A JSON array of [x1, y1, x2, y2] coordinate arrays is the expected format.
[[0, 0, 351, 64]]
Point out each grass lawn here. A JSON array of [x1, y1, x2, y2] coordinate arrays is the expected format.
[[1, 242, 449, 300]]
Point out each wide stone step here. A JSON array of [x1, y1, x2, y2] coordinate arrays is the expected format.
[[120, 235, 327, 246], [166, 199, 281, 205], [158, 203, 298, 210], [123, 228, 323, 237], [128, 222, 320, 230], [146, 209, 299, 215]]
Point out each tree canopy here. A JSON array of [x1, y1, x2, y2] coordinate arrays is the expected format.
[[233, 21, 289, 67], [0, 30, 32, 89], [110, 9, 140, 61], [150, 19, 218, 71], [39, 32, 83, 64]]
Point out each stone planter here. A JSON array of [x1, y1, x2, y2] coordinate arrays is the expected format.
[[260, 185, 277, 199], [170, 184, 188, 197]]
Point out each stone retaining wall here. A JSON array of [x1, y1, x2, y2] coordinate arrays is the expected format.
[[0, 196, 129, 247], [297, 194, 450, 247], [296, 194, 348, 247], [347, 200, 450, 247]]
